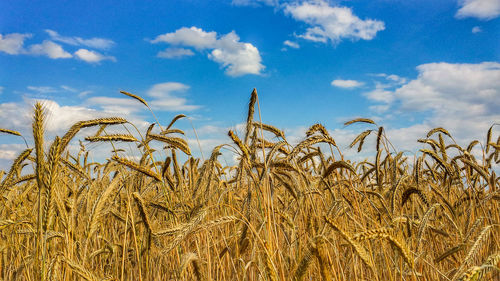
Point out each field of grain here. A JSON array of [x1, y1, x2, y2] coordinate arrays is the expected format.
[[0, 89, 499, 281]]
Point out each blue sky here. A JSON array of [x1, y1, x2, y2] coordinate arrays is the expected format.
[[1, 0, 499, 168]]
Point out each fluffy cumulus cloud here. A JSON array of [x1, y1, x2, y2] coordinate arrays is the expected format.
[[45, 29, 115, 49], [283, 0, 385, 44], [152, 27, 217, 49], [0, 33, 31, 54], [456, 0, 500, 20], [0, 31, 115, 64], [74, 48, 116, 63], [331, 79, 364, 88], [157, 47, 195, 59], [0, 98, 103, 134], [364, 62, 500, 146], [0, 33, 72, 59], [29, 40, 72, 59], [151, 27, 264, 76]]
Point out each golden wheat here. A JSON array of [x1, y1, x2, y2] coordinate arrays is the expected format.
[[0, 91, 498, 281]]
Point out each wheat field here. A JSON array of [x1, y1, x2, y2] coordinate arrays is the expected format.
[[0, 89, 499, 281]]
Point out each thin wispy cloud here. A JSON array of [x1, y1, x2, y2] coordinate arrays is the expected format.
[[231, 0, 279, 7], [283, 40, 300, 49], [27, 86, 59, 94], [45, 29, 115, 49], [60, 85, 77, 92]]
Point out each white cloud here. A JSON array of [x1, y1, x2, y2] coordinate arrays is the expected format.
[[384, 74, 407, 84], [331, 79, 364, 88], [0, 97, 154, 171], [25, 85, 89, 97], [88, 82, 199, 113], [385, 124, 433, 152], [367, 74, 407, 92], [28, 40, 72, 59], [472, 26, 482, 33], [147, 82, 189, 98], [74, 48, 116, 63], [284, 0, 385, 44], [147, 82, 200, 111], [45, 29, 115, 49], [364, 62, 500, 146], [44, 100, 111, 132], [0, 86, 4, 94], [208, 31, 263, 76], [0, 91, 201, 170], [0, 33, 31, 55], [195, 124, 228, 135], [283, 40, 300, 49], [456, 0, 500, 20], [231, 0, 279, 6], [0, 98, 102, 133], [395, 62, 500, 113], [0, 32, 114, 64], [157, 47, 195, 59], [0, 148, 18, 160], [60, 85, 77, 92], [27, 86, 58, 94], [368, 104, 390, 114], [86, 96, 140, 114], [363, 87, 394, 104], [0, 102, 33, 132], [0, 83, 197, 140], [151, 27, 264, 76], [78, 90, 92, 98], [0, 144, 25, 160], [152, 27, 217, 49]]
